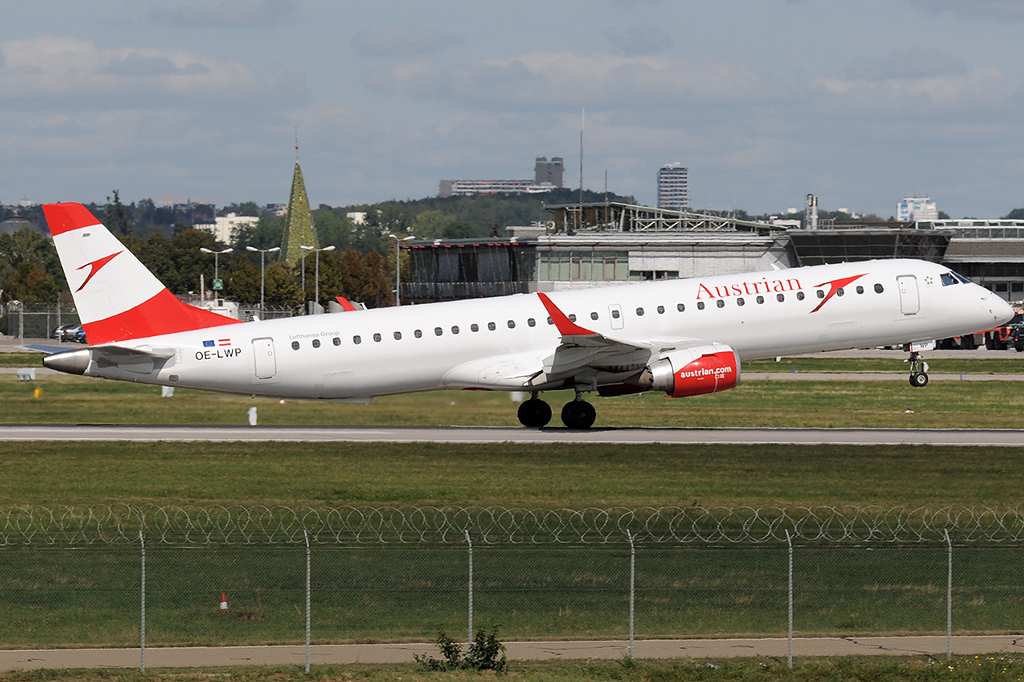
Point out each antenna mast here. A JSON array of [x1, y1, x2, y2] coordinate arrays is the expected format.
[[578, 107, 584, 232]]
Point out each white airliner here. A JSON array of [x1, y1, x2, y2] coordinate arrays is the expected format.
[[41, 202, 1013, 428]]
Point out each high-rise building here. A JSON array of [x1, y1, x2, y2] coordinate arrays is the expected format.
[[534, 156, 564, 187], [897, 197, 939, 222], [657, 164, 689, 210]]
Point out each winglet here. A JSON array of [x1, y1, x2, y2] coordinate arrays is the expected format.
[[537, 292, 595, 336], [335, 296, 358, 312]]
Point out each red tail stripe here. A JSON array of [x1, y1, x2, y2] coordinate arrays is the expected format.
[[83, 288, 243, 345], [42, 203, 101, 237]]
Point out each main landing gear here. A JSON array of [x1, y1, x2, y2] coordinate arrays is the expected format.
[[908, 351, 929, 387], [516, 392, 596, 429]]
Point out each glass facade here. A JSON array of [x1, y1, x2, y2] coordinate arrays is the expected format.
[[538, 251, 629, 282]]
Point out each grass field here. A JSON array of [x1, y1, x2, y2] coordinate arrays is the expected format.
[[4, 369, 1024, 429]]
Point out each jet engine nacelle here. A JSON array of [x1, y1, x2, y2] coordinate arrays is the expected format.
[[645, 344, 741, 398]]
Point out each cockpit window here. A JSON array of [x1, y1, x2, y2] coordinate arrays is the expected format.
[[952, 271, 971, 284], [940, 272, 958, 286]]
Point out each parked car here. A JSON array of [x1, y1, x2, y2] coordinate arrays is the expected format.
[[58, 323, 87, 344], [50, 323, 76, 340]]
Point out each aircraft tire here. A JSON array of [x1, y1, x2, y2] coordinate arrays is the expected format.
[[517, 398, 552, 428], [909, 372, 929, 388], [561, 400, 596, 429]]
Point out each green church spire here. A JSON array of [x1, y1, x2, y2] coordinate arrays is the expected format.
[[280, 160, 317, 267]]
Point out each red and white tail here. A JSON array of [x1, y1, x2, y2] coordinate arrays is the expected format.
[[43, 202, 243, 346]]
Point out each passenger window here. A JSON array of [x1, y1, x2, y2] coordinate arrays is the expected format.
[[612, 309, 621, 319], [697, 301, 705, 310], [590, 312, 599, 320], [332, 337, 341, 346], [677, 303, 685, 312], [353, 335, 361, 344], [312, 339, 321, 348], [487, 322, 496, 331], [874, 283, 884, 293], [636, 307, 645, 316], [837, 288, 845, 297], [291, 341, 300, 350], [394, 331, 402, 340], [756, 296, 764, 304], [816, 290, 825, 299], [434, 327, 443, 336], [716, 299, 725, 308], [471, 323, 479, 332], [452, 326, 459, 334], [856, 286, 864, 294], [777, 293, 785, 302], [415, 329, 423, 338], [657, 305, 665, 314], [528, 318, 536, 327], [568, 314, 577, 322], [547, 317, 554, 325], [796, 291, 805, 301], [373, 333, 382, 342], [507, 320, 515, 329], [737, 298, 745, 307]]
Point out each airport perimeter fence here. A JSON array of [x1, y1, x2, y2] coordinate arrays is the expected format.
[[0, 303, 295, 342], [2, 505, 1024, 670]]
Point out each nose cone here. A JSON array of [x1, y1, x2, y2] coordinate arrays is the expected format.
[[43, 348, 91, 375], [990, 295, 1015, 326]]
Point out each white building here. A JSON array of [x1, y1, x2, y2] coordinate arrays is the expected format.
[[657, 164, 689, 210], [200, 213, 258, 245], [897, 197, 939, 222]]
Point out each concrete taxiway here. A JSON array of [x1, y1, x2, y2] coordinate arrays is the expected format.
[[2, 635, 1023, 672], [1, 424, 1023, 445]]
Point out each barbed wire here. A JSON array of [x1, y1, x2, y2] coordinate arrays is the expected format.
[[2, 505, 1024, 546]]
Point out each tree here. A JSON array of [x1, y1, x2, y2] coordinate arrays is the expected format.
[[1, 260, 59, 304], [227, 253, 260, 304], [1005, 208, 1024, 220], [262, 261, 302, 308], [103, 190, 133, 237]]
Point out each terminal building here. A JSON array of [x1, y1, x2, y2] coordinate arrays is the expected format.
[[439, 157, 564, 197], [400, 201, 1024, 305]]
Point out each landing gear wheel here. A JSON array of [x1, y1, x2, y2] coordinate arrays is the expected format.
[[907, 351, 929, 388], [517, 398, 552, 428], [910, 372, 929, 388], [560, 400, 597, 429]]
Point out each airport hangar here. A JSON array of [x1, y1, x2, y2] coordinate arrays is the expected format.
[[400, 201, 1024, 305]]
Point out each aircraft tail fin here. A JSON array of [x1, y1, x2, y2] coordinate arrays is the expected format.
[[43, 202, 243, 346]]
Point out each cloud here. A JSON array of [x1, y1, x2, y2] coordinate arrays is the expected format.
[[151, 0, 297, 29], [363, 51, 773, 112], [352, 26, 460, 56], [905, 0, 1024, 21], [846, 48, 966, 80], [602, 23, 672, 56], [101, 54, 210, 77]]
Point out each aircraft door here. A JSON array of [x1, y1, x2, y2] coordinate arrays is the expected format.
[[252, 337, 277, 379], [608, 304, 624, 330], [897, 275, 920, 315]]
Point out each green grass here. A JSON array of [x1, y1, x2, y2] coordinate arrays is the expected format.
[[2, 441, 1024, 507], [3, 656, 1023, 682], [5, 370, 1024, 428]]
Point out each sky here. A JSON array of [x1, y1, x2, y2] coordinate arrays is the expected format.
[[2, 0, 1023, 219]]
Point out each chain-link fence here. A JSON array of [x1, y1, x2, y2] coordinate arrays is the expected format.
[[2, 505, 1023, 670]]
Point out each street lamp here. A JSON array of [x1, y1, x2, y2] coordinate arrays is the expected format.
[[199, 247, 232, 298], [245, 246, 280, 313], [387, 234, 414, 306], [301, 244, 336, 313]]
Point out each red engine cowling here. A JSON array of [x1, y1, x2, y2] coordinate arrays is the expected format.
[[646, 344, 741, 398]]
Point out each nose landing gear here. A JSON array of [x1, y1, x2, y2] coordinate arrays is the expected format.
[[908, 351, 929, 387]]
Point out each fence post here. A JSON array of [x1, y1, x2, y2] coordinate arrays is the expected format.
[[786, 530, 793, 669], [946, 529, 952, 660], [465, 529, 473, 652], [305, 530, 311, 674], [140, 531, 146, 673], [627, 530, 635, 660]]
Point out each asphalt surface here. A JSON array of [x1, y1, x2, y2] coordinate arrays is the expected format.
[[0, 424, 1023, 445], [2, 635, 1023, 671]]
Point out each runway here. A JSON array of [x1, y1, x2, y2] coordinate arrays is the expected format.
[[2, 424, 1023, 445]]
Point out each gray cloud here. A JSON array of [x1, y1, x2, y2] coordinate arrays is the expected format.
[[151, 0, 297, 29], [906, 0, 1024, 21], [846, 48, 966, 80], [102, 54, 210, 77], [353, 26, 460, 56], [602, 23, 672, 56]]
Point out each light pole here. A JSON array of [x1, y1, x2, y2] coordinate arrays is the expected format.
[[301, 245, 335, 313], [245, 246, 280, 313], [199, 247, 232, 299], [387, 234, 414, 306]]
